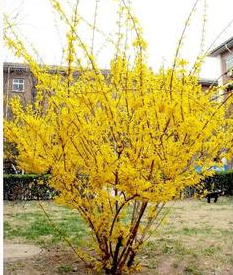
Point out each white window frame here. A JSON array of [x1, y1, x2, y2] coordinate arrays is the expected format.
[[12, 78, 25, 92], [225, 54, 233, 71]]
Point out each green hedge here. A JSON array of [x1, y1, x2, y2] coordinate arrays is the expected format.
[[3, 174, 58, 200], [202, 170, 233, 195], [179, 170, 233, 198], [4, 171, 232, 201]]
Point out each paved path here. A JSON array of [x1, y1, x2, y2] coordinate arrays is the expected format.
[[4, 243, 42, 262]]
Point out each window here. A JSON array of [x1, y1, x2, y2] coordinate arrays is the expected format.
[[12, 78, 24, 92], [225, 54, 233, 71]]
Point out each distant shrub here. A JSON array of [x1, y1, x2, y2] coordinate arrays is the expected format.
[[3, 174, 58, 200], [202, 170, 233, 195], [182, 170, 233, 198]]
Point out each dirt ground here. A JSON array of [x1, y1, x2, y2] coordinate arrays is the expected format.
[[4, 197, 233, 275]]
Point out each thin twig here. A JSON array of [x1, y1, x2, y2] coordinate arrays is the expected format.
[[37, 201, 93, 267]]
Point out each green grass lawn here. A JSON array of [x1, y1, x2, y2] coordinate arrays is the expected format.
[[4, 197, 233, 275], [4, 201, 90, 248]]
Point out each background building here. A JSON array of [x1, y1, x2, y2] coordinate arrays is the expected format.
[[3, 62, 37, 119], [209, 36, 233, 85]]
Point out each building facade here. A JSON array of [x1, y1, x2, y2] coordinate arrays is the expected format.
[[3, 62, 37, 118], [209, 37, 233, 170], [3, 62, 112, 119], [209, 36, 233, 85]]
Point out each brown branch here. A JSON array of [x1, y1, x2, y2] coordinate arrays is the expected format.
[[117, 201, 147, 271], [37, 201, 93, 267]]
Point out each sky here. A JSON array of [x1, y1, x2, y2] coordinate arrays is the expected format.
[[3, 0, 233, 79]]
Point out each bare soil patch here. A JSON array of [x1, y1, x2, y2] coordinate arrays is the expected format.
[[4, 242, 42, 262]]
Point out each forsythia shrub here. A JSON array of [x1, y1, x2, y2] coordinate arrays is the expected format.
[[4, 0, 233, 274]]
